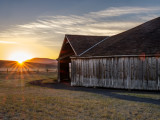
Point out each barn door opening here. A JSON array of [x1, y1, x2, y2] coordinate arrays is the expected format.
[[58, 57, 71, 82]]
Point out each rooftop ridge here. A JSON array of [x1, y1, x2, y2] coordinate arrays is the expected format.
[[79, 36, 109, 56]]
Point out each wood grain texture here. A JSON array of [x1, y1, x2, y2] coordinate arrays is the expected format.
[[71, 57, 160, 90]]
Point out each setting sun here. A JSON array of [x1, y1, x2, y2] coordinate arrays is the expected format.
[[9, 51, 33, 63]]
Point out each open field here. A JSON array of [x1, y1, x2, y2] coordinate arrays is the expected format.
[[0, 72, 160, 120]]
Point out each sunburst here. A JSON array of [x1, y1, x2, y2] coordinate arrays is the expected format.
[[9, 51, 32, 63]]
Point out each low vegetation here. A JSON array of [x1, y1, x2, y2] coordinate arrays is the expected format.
[[0, 71, 160, 120]]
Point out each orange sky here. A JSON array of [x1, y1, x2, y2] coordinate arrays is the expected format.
[[0, 41, 59, 61]]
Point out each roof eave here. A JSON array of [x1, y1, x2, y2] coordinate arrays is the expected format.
[[70, 54, 160, 59], [65, 35, 78, 56]]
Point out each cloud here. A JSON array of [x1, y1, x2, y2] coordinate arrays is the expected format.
[[88, 7, 160, 18], [0, 6, 160, 49], [0, 41, 17, 44]]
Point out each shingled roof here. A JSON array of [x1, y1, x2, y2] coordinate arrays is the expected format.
[[82, 17, 160, 56], [57, 35, 107, 60], [65, 34, 107, 55]]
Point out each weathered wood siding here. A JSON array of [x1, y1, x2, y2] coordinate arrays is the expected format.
[[71, 57, 160, 90]]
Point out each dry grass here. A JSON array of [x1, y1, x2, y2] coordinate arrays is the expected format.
[[0, 72, 160, 120]]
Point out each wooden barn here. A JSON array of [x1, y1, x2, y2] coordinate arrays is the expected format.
[[57, 17, 160, 90], [57, 35, 108, 81]]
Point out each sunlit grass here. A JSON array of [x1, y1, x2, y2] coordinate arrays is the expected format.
[[0, 72, 160, 120]]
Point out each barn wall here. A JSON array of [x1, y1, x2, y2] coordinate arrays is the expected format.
[[71, 57, 160, 90]]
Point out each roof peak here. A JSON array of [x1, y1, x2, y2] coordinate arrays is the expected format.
[[65, 34, 107, 37]]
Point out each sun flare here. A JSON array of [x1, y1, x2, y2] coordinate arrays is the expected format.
[[9, 51, 33, 63]]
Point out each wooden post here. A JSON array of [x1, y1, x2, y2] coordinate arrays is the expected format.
[[57, 61, 60, 82], [7, 68, 8, 74]]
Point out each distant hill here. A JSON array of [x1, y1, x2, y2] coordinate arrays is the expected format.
[[0, 60, 17, 67], [25, 58, 57, 65], [0, 58, 57, 71]]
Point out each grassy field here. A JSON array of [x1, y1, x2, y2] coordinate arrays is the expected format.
[[0, 71, 160, 120]]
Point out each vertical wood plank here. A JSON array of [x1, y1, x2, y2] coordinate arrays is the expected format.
[[71, 57, 160, 90]]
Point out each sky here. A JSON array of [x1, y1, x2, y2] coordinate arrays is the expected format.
[[0, 0, 160, 61]]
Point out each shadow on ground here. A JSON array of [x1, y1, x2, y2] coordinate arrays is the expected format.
[[29, 80, 160, 106]]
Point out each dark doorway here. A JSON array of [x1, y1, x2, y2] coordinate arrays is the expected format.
[[58, 57, 71, 81]]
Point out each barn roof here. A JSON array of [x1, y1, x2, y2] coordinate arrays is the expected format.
[[65, 34, 107, 55], [57, 34, 107, 60], [81, 17, 160, 57]]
